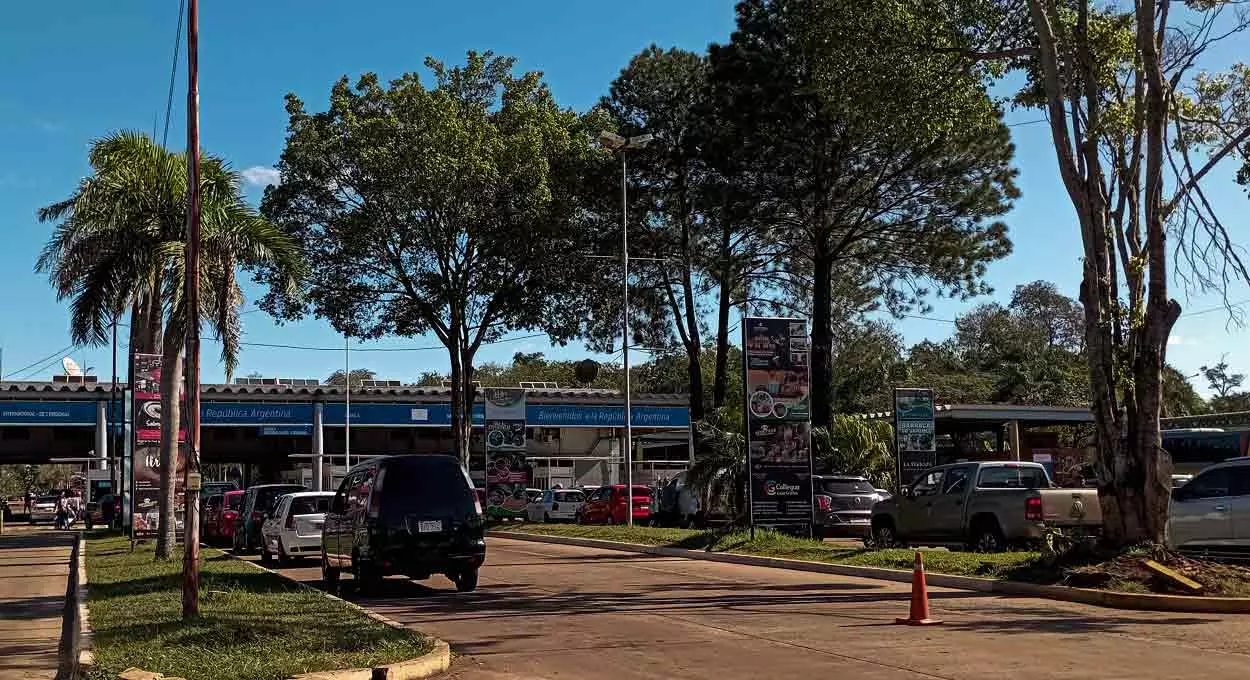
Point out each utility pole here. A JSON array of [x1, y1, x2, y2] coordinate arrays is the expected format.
[[345, 337, 351, 471], [181, 0, 202, 619]]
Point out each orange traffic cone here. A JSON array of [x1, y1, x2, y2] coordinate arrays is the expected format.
[[895, 551, 942, 626]]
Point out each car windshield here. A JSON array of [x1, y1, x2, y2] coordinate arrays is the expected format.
[[554, 491, 584, 502], [290, 496, 331, 515], [256, 486, 305, 509], [977, 466, 1050, 489], [380, 456, 478, 519], [820, 479, 874, 495], [224, 495, 242, 511]]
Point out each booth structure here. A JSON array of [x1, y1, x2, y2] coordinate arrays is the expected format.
[[0, 381, 694, 492]]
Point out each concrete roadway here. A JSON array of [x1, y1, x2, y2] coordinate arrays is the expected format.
[[256, 537, 1250, 680]]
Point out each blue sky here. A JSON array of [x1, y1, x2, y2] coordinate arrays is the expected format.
[[1, 1, 1246, 395]]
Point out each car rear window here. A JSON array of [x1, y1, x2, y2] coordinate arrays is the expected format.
[[977, 466, 1049, 489], [379, 456, 478, 519], [256, 486, 305, 510], [820, 479, 874, 495], [554, 491, 584, 502], [224, 494, 242, 510], [290, 496, 331, 515]]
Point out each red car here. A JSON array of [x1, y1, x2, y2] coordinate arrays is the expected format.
[[576, 485, 651, 525], [205, 490, 244, 544]]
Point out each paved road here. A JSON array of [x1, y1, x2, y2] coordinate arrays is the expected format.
[[255, 537, 1250, 680], [0, 525, 72, 680]]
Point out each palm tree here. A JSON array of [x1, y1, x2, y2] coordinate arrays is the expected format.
[[37, 131, 303, 558], [686, 407, 748, 525], [811, 415, 896, 490]]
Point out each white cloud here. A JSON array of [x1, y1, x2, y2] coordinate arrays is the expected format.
[[1168, 334, 1200, 346], [241, 166, 281, 187]]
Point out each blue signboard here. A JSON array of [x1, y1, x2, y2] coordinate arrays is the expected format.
[[527, 405, 688, 428], [1, 400, 689, 429], [258, 426, 314, 437], [0, 401, 97, 425], [202, 403, 313, 426]]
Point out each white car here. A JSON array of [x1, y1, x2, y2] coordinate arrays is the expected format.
[[261, 491, 335, 565], [1168, 458, 1250, 553], [526, 489, 587, 523], [29, 495, 59, 524]]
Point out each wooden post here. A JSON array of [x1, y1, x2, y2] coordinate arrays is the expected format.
[[181, 0, 202, 619]]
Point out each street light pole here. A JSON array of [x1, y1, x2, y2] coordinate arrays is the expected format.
[[598, 131, 652, 527], [344, 337, 351, 471], [181, 0, 202, 618]]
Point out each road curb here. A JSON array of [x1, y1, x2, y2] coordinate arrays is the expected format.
[[227, 552, 451, 679], [56, 531, 91, 680], [492, 530, 1250, 614]]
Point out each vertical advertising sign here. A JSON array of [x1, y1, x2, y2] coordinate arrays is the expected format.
[[484, 388, 529, 519], [130, 353, 186, 539], [743, 317, 813, 532], [894, 388, 936, 487]]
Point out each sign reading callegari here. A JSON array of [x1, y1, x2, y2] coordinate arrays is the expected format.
[[131, 353, 186, 540], [894, 387, 936, 486], [743, 317, 814, 532], [484, 388, 529, 519]]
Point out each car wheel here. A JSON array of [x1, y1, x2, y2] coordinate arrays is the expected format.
[[543, 512, 551, 523], [972, 522, 1006, 553], [454, 568, 479, 593], [260, 543, 272, 564], [321, 554, 340, 586], [276, 540, 291, 566], [354, 558, 383, 594], [871, 521, 898, 549], [606, 514, 615, 526]]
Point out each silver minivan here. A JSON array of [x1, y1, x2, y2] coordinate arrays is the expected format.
[[1168, 458, 1250, 552]]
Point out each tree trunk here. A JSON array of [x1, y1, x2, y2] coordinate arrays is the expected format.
[[154, 329, 183, 560], [458, 350, 476, 468], [448, 347, 467, 465], [810, 248, 834, 428], [712, 261, 733, 409]]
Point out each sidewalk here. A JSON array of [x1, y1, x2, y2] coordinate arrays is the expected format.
[[0, 525, 74, 680]]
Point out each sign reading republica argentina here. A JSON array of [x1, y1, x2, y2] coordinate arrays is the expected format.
[[743, 317, 814, 531], [894, 388, 937, 486]]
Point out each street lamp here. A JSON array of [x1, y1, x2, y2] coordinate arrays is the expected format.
[[598, 130, 653, 527]]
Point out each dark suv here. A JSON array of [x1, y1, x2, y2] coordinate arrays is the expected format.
[[812, 474, 888, 537], [233, 483, 307, 553], [322, 455, 486, 593]]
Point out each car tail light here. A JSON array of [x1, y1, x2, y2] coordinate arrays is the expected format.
[[815, 495, 832, 512], [1025, 496, 1043, 521]]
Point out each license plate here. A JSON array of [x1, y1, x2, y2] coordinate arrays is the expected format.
[[418, 520, 443, 533]]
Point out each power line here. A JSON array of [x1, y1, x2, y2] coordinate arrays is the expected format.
[[158, 0, 186, 147], [2, 344, 77, 381], [1008, 118, 1048, 127]]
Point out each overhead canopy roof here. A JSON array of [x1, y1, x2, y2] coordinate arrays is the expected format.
[[862, 403, 1094, 427]]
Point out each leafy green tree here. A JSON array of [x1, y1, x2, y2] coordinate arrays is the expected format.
[[259, 53, 610, 463], [1161, 365, 1208, 418], [706, 0, 1018, 428], [947, 0, 1250, 546], [38, 131, 301, 558], [325, 368, 377, 387], [686, 407, 747, 524], [1200, 356, 1244, 399], [811, 416, 896, 489]]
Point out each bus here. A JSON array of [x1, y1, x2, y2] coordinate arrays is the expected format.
[[1161, 428, 1250, 473]]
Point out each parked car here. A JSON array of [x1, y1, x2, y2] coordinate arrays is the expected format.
[[233, 483, 307, 554], [206, 490, 244, 544], [870, 462, 1101, 551], [526, 489, 586, 523], [1171, 474, 1195, 489], [261, 491, 336, 565], [1168, 458, 1250, 554], [525, 488, 544, 504], [29, 495, 59, 524], [812, 474, 889, 537], [322, 454, 486, 593], [201, 480, 239, 501], [576, 485, 652, 525]]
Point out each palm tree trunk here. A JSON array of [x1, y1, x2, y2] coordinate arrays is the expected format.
[[154, 329, 184, 560]]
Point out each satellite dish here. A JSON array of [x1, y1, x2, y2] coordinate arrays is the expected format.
[[62, 357, 83, 377]]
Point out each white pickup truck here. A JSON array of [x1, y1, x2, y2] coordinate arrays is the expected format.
[[870, 462, 1101, 551]]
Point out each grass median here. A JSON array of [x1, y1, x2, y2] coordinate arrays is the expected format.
[[85, 533, 431, 680], [493, 523, 1039, 579]]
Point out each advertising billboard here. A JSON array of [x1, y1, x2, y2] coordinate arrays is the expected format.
[[484, 388, 529, 519], [743, 317, 814, 532], [894, 388, 936, 486], [130, 353, 185, 540]]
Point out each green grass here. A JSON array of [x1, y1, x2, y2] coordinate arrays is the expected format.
[[85, 534, 431, 680], [496, 523, 1039, 580]]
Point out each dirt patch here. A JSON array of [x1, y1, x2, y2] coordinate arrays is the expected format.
[[1062, 548, 1250, 597]]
